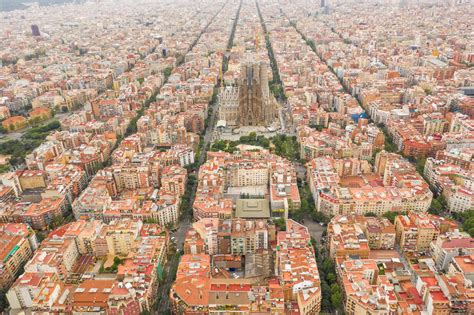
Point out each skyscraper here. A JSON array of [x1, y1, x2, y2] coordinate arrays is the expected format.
[[31, 25, 40, 37]]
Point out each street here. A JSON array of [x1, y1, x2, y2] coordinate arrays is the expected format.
[[153, 83, 218, 314], [200, 94, 219, 166], [152, 4, 226, 313], [304, 219, 326, 245], [154, 216, 190, 314]]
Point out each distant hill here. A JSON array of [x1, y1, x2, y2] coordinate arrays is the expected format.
[[1, 0, 78, 12]]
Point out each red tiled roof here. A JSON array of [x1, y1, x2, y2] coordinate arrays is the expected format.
[[441, 238, 474, 249]]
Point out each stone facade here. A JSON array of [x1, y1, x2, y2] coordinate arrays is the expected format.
[[218, 61, 277, 128]]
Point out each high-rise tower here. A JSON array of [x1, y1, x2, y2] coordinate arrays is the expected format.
[[31, 25, 40, 37]]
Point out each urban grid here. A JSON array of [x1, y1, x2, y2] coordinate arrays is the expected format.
[[0, 0, 473, 314]]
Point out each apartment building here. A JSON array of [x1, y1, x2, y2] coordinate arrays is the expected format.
[[327, 215, 370, 261], [430, 233, 474, 271], [277, 220, 321, 314], [194, 150, 300, 220], [172, 219, 320, 314], [190, 218, 275, 256], [8, 219, 168, 313], [17, 170, 48, 191], [338, 259, 398, 314], [394, 212, 446, 256], [160, 165, 187, 197], [103, 219, 142, 256], [23, 196, 67, 230], [308, 153, 432, 217], [0, 224, 37, 289], [183, 229, 205, 255], [154, 193, 180, 227]]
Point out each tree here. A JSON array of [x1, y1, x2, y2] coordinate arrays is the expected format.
[[326, 272, 336, 284], [0, 165, 10, 173], [163, 67, 173, 80], [36, 231, 47, 243], [320, 281, 332, 310], [113, 256, 123, 265], [291, 211, 303, 222], [248, 132, 257, 141], [365, 212, 377, 217], [0, 289, 9, 312], [211, 140, 227, 151], [461, 211, 474, 236], [429, 195, 446, 215], [381, 126, 398, 153], [468, 228, 474, 238], [322, 258, 334, 275], [50, 215, 65, 229], [270, 134, 299, 161], [382, 211, 405, 224], [463, 217, 474, 230], [300, 199, 310, 214], [416, 157, 427, 176], [311, 211, 330, 224], [329, 283, 344, 311], [29, 116, 40, 126], [104, 256, 125, 273], [330, 290, 343, 310], [273, 218, 286, 231]]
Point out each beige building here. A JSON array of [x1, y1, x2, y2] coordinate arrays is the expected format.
[[160, 165, 187, 197], [7, 273, 58, 310], [225, 162, 269, 187], [111, 165, 151, 192], [338, 259, 397, 315], [360, 216, 396, 250], [104, 219, 142, 256], [18, 170, 48, 190], [63, 220, 105, 255], [309, 153, 433, 217], [297, 286, 321, 315], [394, 212, 441, 256], [25, 237, 79, 280]]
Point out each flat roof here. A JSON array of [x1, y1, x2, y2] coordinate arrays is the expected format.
[[235, 199, 270, 218], [226, 185, 268, 196]]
